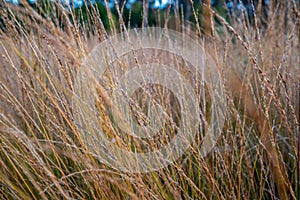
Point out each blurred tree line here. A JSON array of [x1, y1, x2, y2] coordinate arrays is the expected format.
[[1, 0, 275, 35]]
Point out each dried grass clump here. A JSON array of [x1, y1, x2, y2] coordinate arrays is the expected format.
[[0, 0, 299, 199]]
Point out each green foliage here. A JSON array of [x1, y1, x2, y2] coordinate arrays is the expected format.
[[74, 1, 116, 30]]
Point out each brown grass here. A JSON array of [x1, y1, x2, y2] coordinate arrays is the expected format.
[[0, 0, 299, 199]]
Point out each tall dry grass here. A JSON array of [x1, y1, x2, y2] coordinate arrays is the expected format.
[[0, 0, 299, 199]]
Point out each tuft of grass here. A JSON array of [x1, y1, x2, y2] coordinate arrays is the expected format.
[[0, 0, 299, 199]]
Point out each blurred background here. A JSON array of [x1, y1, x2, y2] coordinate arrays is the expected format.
[[3, 0, 274, 30]]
